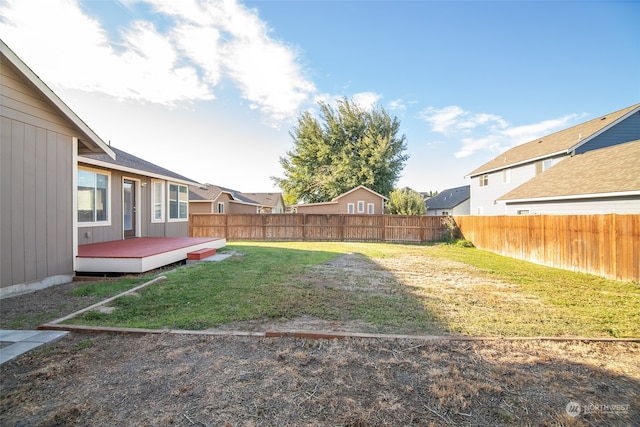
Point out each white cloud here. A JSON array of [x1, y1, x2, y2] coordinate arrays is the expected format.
[[0, 0, 316, 121], [419, 105, 466, 133], [352, 92, 382, 110], [388, 99, 406, 111], [419, 105, 583, 158]]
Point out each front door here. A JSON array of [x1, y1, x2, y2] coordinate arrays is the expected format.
[[123, 179, 136, 238]]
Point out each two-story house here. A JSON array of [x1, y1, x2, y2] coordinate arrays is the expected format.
[[467, 103, 640, 215]]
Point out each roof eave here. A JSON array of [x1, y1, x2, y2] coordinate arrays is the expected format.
[[499, 190, 640, 203], [78, 156, 198, 185], [1, 40, 115, 160]]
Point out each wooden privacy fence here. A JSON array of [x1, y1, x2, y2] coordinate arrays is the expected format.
[[454, 214, 640, 282], [190, 213, 450, 243]]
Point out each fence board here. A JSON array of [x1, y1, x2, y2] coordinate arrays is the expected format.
[[454, 214, 640, 282], [190, 213, 449, 244]]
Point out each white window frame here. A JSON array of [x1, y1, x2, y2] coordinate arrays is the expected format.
[[151, 180, 165, 223], [542, 159, 553, 172], [479, 174, 489, 187], [217, 202, 225, 213], [357, 201, 365, 213], [367, 203, 374, 214], [77, 166, 111, 227], [347, 203, 354, 214], [517, 209, 530, 216], [168, 182, 188, 222]]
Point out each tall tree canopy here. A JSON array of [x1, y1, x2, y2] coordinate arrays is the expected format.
[[273, 98, 409, 204], [387, 188, 426, 215]]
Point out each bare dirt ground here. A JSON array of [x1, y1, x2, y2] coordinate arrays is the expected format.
[[1, 254, 639, 426]]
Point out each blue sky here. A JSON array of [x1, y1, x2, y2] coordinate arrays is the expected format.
[[1, 0, 639, 193]]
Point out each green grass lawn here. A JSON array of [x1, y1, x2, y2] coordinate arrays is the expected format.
[[66, 241, 640, 337]]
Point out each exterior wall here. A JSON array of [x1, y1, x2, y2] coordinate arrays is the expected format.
[[576, 112, 640, 154], [335, 188, 385, 214], [77, 165, 190, 244], [213, 193, 233, 213], [1, 61, 75, 293], [470, 158, 571, 215], [295, 203, 342, 214], [229, 202, 259, 214], [190, 201, 214, 214], [505, 196, 640, 215], [296, 188, 386, 214]]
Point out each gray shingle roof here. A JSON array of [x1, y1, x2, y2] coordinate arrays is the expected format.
[[498, 139, 640, 201], [426, 185, 470, 210], [189, 184, 262, 205], [81, 146, 198, 183]]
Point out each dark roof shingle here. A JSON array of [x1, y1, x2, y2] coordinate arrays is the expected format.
[[426, 185, 470, 210]]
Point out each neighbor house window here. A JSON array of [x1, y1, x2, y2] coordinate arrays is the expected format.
[[357, 201, 365, 213], [479, 174, 489, 187], [217, 202, 225, 213], [367, 203, 374, 214], [168, 183, 188, 220], [517, 209, 530, 215], [152, 180, 165, 222], [347, 203, 354, 214], [77, 168, 110, 225]]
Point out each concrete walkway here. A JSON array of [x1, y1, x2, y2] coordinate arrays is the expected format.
[[0, 330, 68, 365]]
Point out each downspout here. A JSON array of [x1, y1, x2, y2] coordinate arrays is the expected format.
[[72, 137, 78, 272]]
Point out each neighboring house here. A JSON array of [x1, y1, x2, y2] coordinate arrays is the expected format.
[[425, 185, 470, 216], [2, 40, 115, 294], [467, 103, 640, 215], [78, 145, 199, 245], [241, 192, 286, 213], [497, 139, 640, 215], [294, 185, 387, 214], [189, 184, 263, 214]]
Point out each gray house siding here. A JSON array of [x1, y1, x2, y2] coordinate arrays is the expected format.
[[575, 112, 640, 154], [1, 117, 74, 291]]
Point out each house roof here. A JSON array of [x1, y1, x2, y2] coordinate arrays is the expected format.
[[468, 103, 640, 177], [80, 145, 198, 184], [294, 185, 388, 208], [240, 192, 284, 208], [1, 40, 115, 159], [189, 184, 262, 206], [425, 185, 470, 210], [333, 185, 389, 201], [498, 139, 640, 202]]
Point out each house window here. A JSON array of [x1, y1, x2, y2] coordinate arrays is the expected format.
[[367, 203, 374, 214], [217, 202, 225, 213], [347, 203, 354, 214], [542, 159, 553, 171], [357, 201, 364, 213], [442, 211, 449, 216], [168, 183, 188, 220], [77, 168, 110, 224], [503, 169, 511, 183], [517, 209, 530, 215], [479, 174, 489, 187], [152, 180, 165, 222]]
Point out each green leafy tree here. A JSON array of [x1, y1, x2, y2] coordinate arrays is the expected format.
[[387, 188, 426, 215], [273, 98, 408, 203]]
